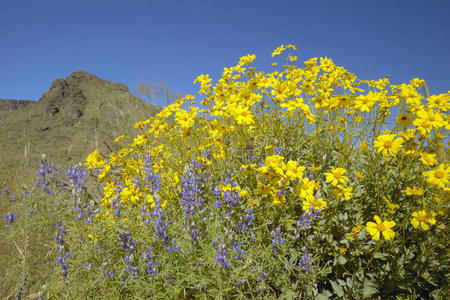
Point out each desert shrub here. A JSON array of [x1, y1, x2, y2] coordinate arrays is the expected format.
[[3, 45, 448, 299]]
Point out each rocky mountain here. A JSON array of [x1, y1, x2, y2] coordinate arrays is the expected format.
[[0, 71, 161, 187]]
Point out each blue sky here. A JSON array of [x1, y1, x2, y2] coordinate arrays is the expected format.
[[1, 0, 449, 104]]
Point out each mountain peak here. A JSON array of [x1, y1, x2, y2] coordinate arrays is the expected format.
[[35, 71, 131, 125], [0, 71, 160, 187]]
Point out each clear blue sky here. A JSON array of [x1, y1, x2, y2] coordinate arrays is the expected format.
[[1, 0, 449, 103]]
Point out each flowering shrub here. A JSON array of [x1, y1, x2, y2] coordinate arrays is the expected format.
[[9, 45, 446, 298], [78, 45, 449, 298]]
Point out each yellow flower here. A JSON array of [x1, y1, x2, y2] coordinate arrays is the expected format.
[[193, 74, 212, 94], [156, 107, 173, 119], [396, 113, 413, 127], [113, 135, 128, 143], [320, 57, 335, 73], [231, 105, 255, 125], [355, 171, 366, 179], [241, 163, 255, 175], [338, 247, 348, 254], [383, 197, 399, 214], [97, 164, 111, 183], [414, 109, 446, 135], [354, 91, 378, 112], [423, 164, 450, 189], [121, 185, 142, 204], [299, 103, 315, 123], [175, 109, 195, 128], [399, 129, 417, 140], [238, 54, 256, 65], [411, 210, 436, 230], [272, 45, 286, 57], [286, 44, 297, 50], [347, 222, 363, 240], [302, 195, 327, 211], [85, 149, 105, 169], [132, 134, 148, 147], [285, 160, 305, 181], [366, 215, 396, 241], [265, 155, 286, 176], [410, 78, 424, 87], [280, 97, 304, 112], [311, 164, 322, 172], [416, 109, 446, 129], [134, 119, 150, 129], [404, 186, 424, 196], [335, 185, 353, 200], [149, 119, 167, 137], [427, 93, 449, 111], [359, 141, 369, 150], [324, 166, 349, 186], [420, 152, 438, 166], [373, 134, 404, 158], [296, 177, 316, 198]]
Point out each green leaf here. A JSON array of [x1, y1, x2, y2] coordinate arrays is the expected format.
[[363, 278, 377, 297], [316, 292, 330, 300], [421, 271, 438, 286], [337, 255, 347, 265], [330, 280, 344, 297]]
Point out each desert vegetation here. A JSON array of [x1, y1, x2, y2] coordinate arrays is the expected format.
[[1, 45, 449, 299]]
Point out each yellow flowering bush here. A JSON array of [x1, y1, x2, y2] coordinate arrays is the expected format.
[[77, 45, 449, 298]]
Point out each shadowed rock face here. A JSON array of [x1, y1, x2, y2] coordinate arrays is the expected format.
[[0, 99, 35, 114], [33, 71, 130, 126], [35, 75, 87, 125]]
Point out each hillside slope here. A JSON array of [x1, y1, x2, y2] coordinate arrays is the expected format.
[[0, 71, 160, 188]]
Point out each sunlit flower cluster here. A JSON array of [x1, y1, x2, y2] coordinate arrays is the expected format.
[[81, 45, 449, 297]]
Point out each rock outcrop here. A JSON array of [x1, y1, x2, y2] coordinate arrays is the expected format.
[[0, 99, 35, 114], [34, 71, 131, 125]]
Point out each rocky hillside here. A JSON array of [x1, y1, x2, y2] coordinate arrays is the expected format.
[[0, 71, 161, 187], [0, 99, 35, 114]]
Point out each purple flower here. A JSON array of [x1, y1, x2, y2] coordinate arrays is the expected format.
[[245, 145, 255, 161], [215, 175, 241, 217], [36, 156, 58, 195], [296, 208, 321, 236], [180, 159, 206, 241], [1, 186, 8, 197], [65, 164, 87, 196], [100, 270, 114, 280], [299, 247, 313, 271], [3, 212, 17, 223], [4, 212, 16, 224], [238, 208, 254, 233], [180, 159, 205, 218], [143, 154, 161, 193], [53, 219, 70, 277], [256, 272, 268, 282], [213, 238, 231, 268], [140, 155, 179, 252], [54, 253, 70, 277], [271, 227, 284, 255], [20, 188, 31, 200], [117, 229, 136, 253], [274, 145, 284, 155], [142, 246, 160, 278]]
